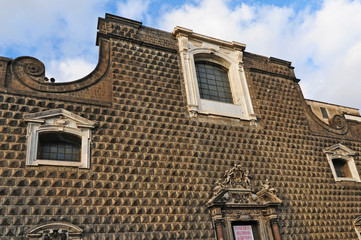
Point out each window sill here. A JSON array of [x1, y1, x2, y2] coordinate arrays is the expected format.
[[334, 177, 360, 182], [29, 159, 86, 168], [192, 99, 257, 121]]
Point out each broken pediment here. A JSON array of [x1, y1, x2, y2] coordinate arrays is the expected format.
[[207, 165, 282, 208], [256, 189, 282, 205], [24, 109, 96, 129], [208, 188, 258, 206], [323, 143, 355, 157]]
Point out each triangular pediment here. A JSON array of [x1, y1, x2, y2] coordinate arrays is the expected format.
[[323, 143, 355, 157], [24, 109, 95, 129], [256, 189, 282, 204], [207, 165, 282, 208]]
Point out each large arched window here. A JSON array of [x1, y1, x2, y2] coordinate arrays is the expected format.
[[173, 26, 256, 121], [195, 61, 233, 103]]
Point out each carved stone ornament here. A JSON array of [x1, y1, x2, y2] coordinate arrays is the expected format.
[[303, 99, 351, 136], [189, 109, 198, 117], [330, 114, 347, 129], [207, 165, 282, 240], [213, 164, 253, 193], [25, 222, 83, 240], [43, 229, 68, 240], [207, 165, 282, 207], [10, 37, 110, 93], [24, 59, 45, 77]]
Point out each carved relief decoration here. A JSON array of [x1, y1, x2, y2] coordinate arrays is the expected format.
[[302, 98, 351, 136], [25, 222, 82, 240], [207, 165, 282, 240], [208, 165, 282, 207], [329, 114, 347, 129]]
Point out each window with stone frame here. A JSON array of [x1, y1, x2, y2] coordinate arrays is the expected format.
[[324, 144, 361, 182], [24, 109, 95, 169], [173, 26, 257, 122]]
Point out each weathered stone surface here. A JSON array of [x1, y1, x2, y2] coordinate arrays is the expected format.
[[0, 13, 360, 240]]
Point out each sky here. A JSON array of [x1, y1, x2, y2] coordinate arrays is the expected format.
[[1, 0, 361, 109]]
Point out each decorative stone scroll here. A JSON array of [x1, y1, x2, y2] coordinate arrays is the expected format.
[[207, 165, 282, 240], [11, 38, 110, 93], [329, 114, 347, 129]]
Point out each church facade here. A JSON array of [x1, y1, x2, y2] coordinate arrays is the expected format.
[[0, 13, 361, 240]]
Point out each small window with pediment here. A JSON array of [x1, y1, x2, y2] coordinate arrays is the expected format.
[[324, 144, 360, 182], [24, 109, 95, 169]]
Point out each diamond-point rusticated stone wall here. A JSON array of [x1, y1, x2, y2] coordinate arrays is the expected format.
[[0, 13, 361, 240]]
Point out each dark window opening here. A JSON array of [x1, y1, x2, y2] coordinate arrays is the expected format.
[[195, 61, 233, 103], [232, 221, 261, 240], [37, 132, 81, 162], [332, 158, 352, 178], [320, 107, 329, 119]]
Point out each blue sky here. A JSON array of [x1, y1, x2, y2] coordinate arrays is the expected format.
[[1, 0, 361, 109]]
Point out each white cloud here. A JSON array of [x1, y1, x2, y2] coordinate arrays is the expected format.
[[1, 0, 361, 109], [116, 0, 150, 20], [157, 0, 361, 109], [0, 0, 105, 81], [296, 0, 361, 108], [47, 58, 96, 82]]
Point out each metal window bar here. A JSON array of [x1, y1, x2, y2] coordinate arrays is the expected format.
[[37, 132, 81, 162], [195, 62, 233, 103]]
